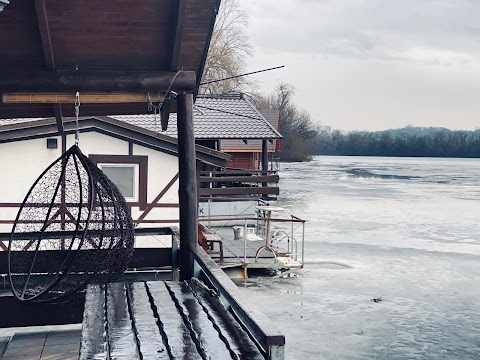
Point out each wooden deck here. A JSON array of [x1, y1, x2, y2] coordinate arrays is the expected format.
[[0, 329, 81, 360], [80, 281, 264, 359], [206, 229, 303, 271]]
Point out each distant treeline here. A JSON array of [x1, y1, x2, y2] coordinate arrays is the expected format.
[[314, 129, 480, 158]]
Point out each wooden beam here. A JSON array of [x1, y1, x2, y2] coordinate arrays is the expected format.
[[34, 0, 61, 133], [137, 173, 179, 222], [0, 70, 197, 93], [2, 93, 164, 104], [169, 0, 187, 71], [262, 139, 268, 173], [34, 0, 55, 70], [177, 93, 197, 280], [199, 175, 280, 183], [261, 140, 269, 190], [198, 187, 279, 196], [53, 103, 63, 135]]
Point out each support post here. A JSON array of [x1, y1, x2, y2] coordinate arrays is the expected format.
[[262, 139, 268, 191], [53, 104, 63, 135], [177, 93, 197, 280]]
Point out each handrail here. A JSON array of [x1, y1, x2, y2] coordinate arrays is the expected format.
[[199, 174, 279, 183], [199, 216, 305, 223], [191, 244, 285, 359], [199, 206, 305, 270], [199, 169, 278, 175], [199, 196, 265, 201]]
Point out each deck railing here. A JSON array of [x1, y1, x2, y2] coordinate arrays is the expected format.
[[192, 244, 285, 359], [198, 169, 279, 200], [198, 198, 306, 272]]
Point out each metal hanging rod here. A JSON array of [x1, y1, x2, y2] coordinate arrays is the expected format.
[[199, 65, 285, 86]]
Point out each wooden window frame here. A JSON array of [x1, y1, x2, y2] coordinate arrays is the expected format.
[[89, 154, 148, 210]]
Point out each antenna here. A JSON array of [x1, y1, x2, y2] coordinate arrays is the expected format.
[[200, 65, 285, 86]]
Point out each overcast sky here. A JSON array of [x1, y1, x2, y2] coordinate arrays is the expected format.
[[239, 0, 480, 131]]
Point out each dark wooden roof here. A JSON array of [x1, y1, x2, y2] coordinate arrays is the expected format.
[[0, 0, 220, 119]]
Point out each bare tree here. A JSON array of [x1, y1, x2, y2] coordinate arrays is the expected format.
[[253, 84, 317, 162], [200, 0, 254, 94]]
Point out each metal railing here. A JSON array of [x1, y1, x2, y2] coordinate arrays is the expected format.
[[199, 199, 305, 271]]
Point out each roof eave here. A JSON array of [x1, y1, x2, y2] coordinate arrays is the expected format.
[[0, 117, 230, 167]]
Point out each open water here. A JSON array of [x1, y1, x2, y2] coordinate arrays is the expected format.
[[236, 156, 480, 360]]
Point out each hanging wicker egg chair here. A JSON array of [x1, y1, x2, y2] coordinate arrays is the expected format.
[[8, 144, 135, 303]]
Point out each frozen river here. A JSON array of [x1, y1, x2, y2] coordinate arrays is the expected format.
[[235, 156, 480, 359]]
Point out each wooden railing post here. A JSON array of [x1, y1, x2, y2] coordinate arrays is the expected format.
[[262, 139, 268, 195], [177, 92, 197, 280]]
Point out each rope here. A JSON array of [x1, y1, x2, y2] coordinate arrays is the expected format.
[[74, 92, 80, 145]]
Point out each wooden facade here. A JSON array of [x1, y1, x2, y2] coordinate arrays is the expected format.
[[221, 109, 281, 170]]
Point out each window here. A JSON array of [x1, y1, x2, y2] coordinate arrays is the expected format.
[[98, 163, 138, 200], [89, 154, 148, 210]]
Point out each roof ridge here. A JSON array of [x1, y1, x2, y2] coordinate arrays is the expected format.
[[196, 93, 244, 100]]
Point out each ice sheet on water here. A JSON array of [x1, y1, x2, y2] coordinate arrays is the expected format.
[[243, 156, 480, 359]]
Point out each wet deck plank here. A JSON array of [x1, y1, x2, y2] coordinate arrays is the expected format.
[[0, 337, 10, 358], [189, 283, 265, 359], [106, 283, 140, 359], [1, 332, 46, 359], [166, 282, 235, 360], [1, 330, 81, 360], [80, 281, 264, 360], [80, 284, 107, 360], [126, 283, 169, 359], [146, 281, 201, 359]]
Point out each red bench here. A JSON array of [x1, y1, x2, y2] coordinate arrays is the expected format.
[[198, 224, 224, 262]]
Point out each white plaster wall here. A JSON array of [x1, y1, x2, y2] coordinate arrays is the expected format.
[[0, 137, 62, 232], [131, 144, 179, 226], [66, 132, 129, 155], [0, 131, 181, 233], [0, 137, 62, 202]]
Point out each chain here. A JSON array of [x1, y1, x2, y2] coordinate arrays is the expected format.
[[146, 70, 183, 132], [74, 92, 80, 145], [147, 93, 162, 132]]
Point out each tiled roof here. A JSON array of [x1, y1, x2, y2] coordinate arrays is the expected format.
[[0, 95, 282, 141], [112, 95, 282, 140], [221, 110, 280, 151], [259, 110, 280, 129]]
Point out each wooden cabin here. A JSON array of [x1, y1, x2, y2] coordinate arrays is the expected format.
[[112, 93, 282, 170], [0, 0, 285, 358], [0, 116, 229, 233], [222, 108, 281, 169]]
